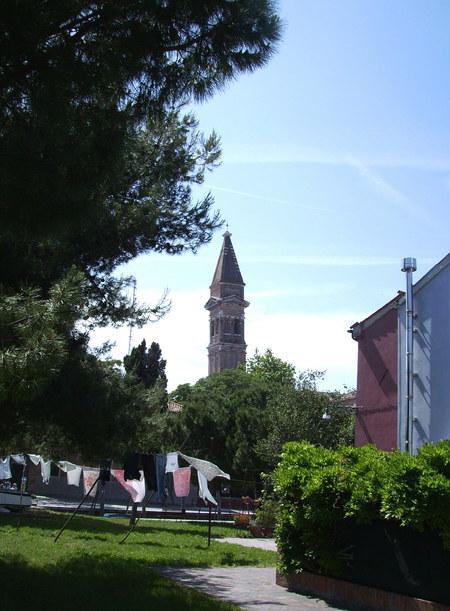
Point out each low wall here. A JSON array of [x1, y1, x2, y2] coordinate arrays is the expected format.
[[276, 522, 450, 608], [276, 570, 450, 611]]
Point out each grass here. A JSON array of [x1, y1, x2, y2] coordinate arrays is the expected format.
[[0, 511, 277, 610]]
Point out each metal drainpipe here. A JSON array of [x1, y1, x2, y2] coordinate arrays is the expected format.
[[402, 257, 417, 455]]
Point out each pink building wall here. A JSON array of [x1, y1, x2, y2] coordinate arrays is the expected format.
[[353, 306, 398, 451]]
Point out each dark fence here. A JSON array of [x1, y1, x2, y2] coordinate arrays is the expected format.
[[337, 521, 450, 605]]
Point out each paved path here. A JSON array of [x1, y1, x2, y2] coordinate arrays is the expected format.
[[214, 537, 277, 552], [156, 566, 344, 610]]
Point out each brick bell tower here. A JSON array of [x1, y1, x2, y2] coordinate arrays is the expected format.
[[205, 231, 249, 375]]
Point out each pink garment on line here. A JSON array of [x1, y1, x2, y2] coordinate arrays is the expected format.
[[112, 469, 146, 503], [83, 469, 99, 497], [173, 467, 191, 498]]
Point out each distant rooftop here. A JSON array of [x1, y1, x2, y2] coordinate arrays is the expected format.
[[167, 401, 183, 413]]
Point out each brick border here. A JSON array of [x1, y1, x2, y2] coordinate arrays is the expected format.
[[276, 569, 450, 611]]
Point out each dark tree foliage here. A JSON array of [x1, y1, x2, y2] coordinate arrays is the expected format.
[[165, 352, 354, 485], [0, 109, 221, 326], [0, 1, 281, 324], [124, 339, 167, 390], [167, 367, 270, 483], [1, 334, 150, 460], [0, 1, 281, 455], [0, 0, 281, 233]]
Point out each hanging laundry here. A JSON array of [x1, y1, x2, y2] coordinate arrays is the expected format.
[[27, 454, 41, 466], [197, 470, 217, 506], [112, 469, 145, 503], [67, 466, 82, 487], [180, 453, 230, 482], [58, 461, 77, 472], [112, 469, 135, 498], [141, 454, 156, 490], [83, 469, 100, 497], [124, 453, 140, 481], [165, 471, 176, 504], [130, 472, 146, 503], [57, 461, 81, 486], [40, 459, 51, 484], [173, 467, 191, 498], [165, 452, 179, 473], [154, 454, 167, 503], [0, 457, 12, 480], [11, 454, 26, 466]]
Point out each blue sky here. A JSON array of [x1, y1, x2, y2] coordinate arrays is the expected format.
[[92, 0, 450, 391]]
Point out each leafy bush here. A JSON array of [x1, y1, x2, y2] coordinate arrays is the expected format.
[[255, 499, 278, 529], [274, 441, 450, 576]]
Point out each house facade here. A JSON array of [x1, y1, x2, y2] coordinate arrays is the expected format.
[[397, 253, 450, 453], [349, 295, 401, 451], [350, 253, 450, 453]]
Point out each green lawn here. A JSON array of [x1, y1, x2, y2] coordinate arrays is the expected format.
[[0, 511, 276, 610]]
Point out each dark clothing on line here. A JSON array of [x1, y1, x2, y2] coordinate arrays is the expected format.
[[155, 453, 167, 503], [141, 453, 156, 491], [124, 453, 140, 481]]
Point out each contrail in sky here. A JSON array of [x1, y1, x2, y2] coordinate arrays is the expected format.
[[207, 184, 332, 212]]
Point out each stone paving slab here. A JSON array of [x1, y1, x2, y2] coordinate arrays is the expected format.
[[156, 566, 345, 610], [214, 537, 277, 552]]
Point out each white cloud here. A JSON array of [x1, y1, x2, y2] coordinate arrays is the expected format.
[[123, 254, 434, 269], [90, 288, 362, 392], [242, 254, 413, 267], [346, 157, 410, 207], [246, 308, 360, 391], [247, 285, 349, 300], [91, 289, 210, 389], [348, 157, 439, 229], [223, 147, 450, 172], [207, 184, 331, 212]]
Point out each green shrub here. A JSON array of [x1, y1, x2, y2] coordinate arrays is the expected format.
[[274, 441, 450, 576], [255, 499, 278, 529]]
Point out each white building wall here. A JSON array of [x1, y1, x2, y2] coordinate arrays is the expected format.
[[398, 261, 450, 453]]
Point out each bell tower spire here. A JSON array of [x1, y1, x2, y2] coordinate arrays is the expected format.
[[205, 231, 249, 374]]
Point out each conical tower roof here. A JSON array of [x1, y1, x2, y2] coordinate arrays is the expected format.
[[211, 231, 244, 286]]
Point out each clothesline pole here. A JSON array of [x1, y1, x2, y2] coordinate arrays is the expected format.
[[119, 490, 155, 545], [91, 480, 106, 516], [54, 476, 100, 542], [130, 502, 138, 526], [98, 481, 106, 516], [207, 502, 212, 547], [15, 463, 26, 531]]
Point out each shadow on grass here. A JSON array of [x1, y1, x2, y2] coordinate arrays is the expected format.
[[0, 512, 237, 539], [0, 553, 237, 611]]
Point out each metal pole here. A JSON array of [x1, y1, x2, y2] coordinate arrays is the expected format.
[[207, 503, 212, 547], [127, 278, 137, 354], [119, 490, 155, 545], [402, 257, 417, 455], [16, 463, 26, 531], [98, 480, 106, 516], [129, 502, 138, 526]]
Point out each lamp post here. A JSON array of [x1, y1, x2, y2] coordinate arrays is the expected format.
[[401, 257, 416, 455]]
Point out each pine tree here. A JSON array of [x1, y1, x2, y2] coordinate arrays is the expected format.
[[124, 340, 167, 390]]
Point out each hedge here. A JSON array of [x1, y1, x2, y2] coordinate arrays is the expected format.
[[273, 441, 450, 577]]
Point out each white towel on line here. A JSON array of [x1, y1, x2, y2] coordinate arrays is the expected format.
[[197, 470, 217, 506]]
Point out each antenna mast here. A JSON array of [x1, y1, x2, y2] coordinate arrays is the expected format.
[[127, 278, 137, 354]]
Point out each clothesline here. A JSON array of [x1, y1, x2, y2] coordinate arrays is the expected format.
[[0, 451, 230, 507]]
